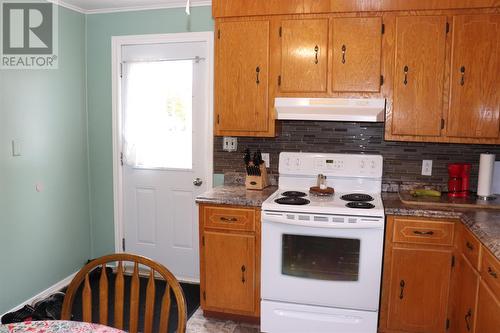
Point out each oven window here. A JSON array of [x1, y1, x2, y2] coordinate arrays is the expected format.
[[282, 234, 360, 281]]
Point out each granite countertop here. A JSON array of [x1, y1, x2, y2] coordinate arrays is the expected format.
[[383, 193, 500, 261], [196, 185, 278, 207]]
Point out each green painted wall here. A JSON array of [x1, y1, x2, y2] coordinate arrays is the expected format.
[[0, 8, 90, 314], [86, 7, 214, 257]]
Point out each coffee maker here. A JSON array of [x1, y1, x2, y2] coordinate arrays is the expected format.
[[448, 163, 471, 197]]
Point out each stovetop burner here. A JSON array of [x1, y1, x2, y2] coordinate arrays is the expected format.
[[346, 201, 375, 209], [282, 191, 307, 197], [275, 197, 310, 205], [341, 193, 374, 202]]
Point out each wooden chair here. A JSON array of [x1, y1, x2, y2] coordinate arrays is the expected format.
[[61, 253, 187, 333]]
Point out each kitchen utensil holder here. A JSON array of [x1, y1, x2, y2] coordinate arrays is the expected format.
[[245, 164, 269, 190]]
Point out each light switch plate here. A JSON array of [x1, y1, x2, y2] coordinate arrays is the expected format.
[[422, 160, 433, 176], [222, 137, 237, 152], [11, 140, 21, 157]]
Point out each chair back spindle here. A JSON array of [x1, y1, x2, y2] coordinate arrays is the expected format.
[[61, 253, 187, 333]]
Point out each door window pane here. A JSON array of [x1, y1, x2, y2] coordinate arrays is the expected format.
[[282, 234, 360, 281], [123, 60, 193, 169]]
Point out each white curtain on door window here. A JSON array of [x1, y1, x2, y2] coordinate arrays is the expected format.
[[123, 60, 193, 169]]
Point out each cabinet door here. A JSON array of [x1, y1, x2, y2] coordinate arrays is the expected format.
[[332, 17, 382, 92], [451, 254, 480, 333], [215, 20, 269, 134], [447, 14, 500, 139], [392, 16, 447, 136], [475, 281, 500, 333], [280, 19, 329, 92], [387, 247, 452, 332], [203, 231, 256, 313]]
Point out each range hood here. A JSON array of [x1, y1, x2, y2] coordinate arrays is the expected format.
[[275, 97, 386, 122]]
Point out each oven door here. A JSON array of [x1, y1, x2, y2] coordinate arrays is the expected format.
[[261, 216, 384, 311]]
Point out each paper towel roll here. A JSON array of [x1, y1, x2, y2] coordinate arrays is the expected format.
[[477, 153, 496, 198]]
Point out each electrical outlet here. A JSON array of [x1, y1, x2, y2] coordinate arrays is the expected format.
[[262, 153, 270, 168], [422, 160, 433, 176], [222, 137, 237, 152]]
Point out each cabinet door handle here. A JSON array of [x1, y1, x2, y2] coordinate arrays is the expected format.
[[466, 241, 474, 251], [460, 66, 465, 86], [403, 65, 409, 85], [399, 280, 405, 299], [413, 230, 434, 236], [220, 217, 237, 222], [256, 66, 260, 84], [314, 45, 319, 64], [341, 44, 347, 64], [488, 266, 498, 279], [241, 265, 246, 283], [465, 309, 472, 331]]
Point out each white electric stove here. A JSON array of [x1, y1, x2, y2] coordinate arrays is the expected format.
[[261, 152, 385, 333]]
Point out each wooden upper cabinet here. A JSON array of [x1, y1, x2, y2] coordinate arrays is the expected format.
[[391, 15, 447, 137], [279, 19, 329, 93], [332, 17, 382, 92], [446, 14, 500, 139], [215, 20, 270, 135], [386, 247, 452, 332]]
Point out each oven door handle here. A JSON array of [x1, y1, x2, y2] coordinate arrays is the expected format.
[[262, 213, 384, 229]]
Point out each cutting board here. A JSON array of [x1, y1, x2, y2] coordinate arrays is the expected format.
[[399, 191, 500, 210]]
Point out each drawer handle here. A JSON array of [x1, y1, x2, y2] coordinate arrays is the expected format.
[[241, 265, 246, 283], [341, 44, 347, 64], [465, 309, 472, 331], [466, 241, 474, 251], [399, 280, 405, 299], [314, 45, 319, 64], [488, 266, 498, 279], [255, 66, 260, 85], [220, 217, 238, 222], [403, 65, 409, 85], [413, 230, 434, 236]]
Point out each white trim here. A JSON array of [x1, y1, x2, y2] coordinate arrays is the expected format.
[[1, 271, 78, 318], [86, 1, 211, 14], [46, 0, 86, 14], [46, 0, 211, 15], [111, 31, 214, 261]]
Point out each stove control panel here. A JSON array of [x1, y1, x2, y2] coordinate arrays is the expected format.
[[280, 152, 383, 178]]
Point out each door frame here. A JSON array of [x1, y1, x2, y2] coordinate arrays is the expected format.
[[111, 32, 214, 255]]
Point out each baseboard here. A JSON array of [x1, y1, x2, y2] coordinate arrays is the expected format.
[[1, 271, 78, 318]]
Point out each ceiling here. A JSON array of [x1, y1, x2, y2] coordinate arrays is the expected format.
[[54, 0, 211, 14]]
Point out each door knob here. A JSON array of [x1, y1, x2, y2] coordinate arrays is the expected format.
[[193, 178, 203, 186]]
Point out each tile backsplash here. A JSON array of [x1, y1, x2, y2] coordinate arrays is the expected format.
[[214, 121, 500, 192]]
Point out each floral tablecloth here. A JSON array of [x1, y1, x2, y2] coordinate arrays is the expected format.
[[0, 321, 126, 333]]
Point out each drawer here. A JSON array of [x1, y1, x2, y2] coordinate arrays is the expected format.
[[203, 206, 255, 232], [460, 226, 482, 270], [481, 247, 500, 298], [393, 217, 455, 246]]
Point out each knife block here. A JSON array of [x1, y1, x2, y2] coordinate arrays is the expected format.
[[245, 164, 269, 190]]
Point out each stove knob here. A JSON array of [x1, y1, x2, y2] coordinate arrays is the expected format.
[[360, 160, 366, 169], [371, 161, 376, 169]]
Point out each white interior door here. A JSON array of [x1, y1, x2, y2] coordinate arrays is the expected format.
[[120, 39, 211, 282]]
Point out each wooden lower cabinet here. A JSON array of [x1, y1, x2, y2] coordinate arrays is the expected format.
[[199, 204, 260, 319], [450, 253, 480, 333], [386, 248, 452, 332], [475, 280, 500, 333], [384, 217, 500, 333], [380, 216, 456, 333]]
